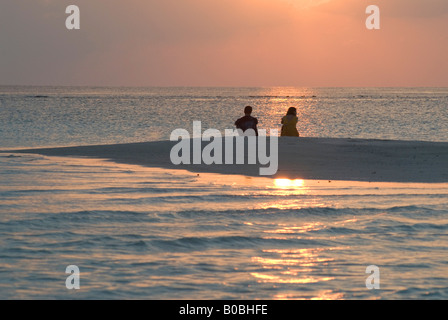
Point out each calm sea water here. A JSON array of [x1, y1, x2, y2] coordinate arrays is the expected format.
[[1, 86, 448, 148], [1, 87, 448, 300]]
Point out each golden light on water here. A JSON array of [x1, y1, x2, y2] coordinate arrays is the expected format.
[[267, 222, 325, 235], [274, 290, 345, 300], [274, 179, 305, 188], [250, 247, 348, 293], [250, 272, 334, 284]]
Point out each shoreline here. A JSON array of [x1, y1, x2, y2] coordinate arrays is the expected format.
[[2, 137, 448, 183]]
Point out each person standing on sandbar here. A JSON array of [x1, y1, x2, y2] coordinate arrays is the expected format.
[[280, 107, 300, 137], [235, 106, 258, 136]]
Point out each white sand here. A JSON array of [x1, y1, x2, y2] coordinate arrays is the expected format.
[[4, 137, 448, 183]]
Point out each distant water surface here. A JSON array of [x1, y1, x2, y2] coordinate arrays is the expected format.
[[1, 86, 447, 148]]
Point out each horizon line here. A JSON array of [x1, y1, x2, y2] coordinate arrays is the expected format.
[[1, 84, 448, 89]]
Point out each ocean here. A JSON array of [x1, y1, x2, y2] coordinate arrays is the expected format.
[[1, 86, 448, 148], [1, 86, 448, 299]]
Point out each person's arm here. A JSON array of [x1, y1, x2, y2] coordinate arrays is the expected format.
[[235, 118, 241, 128]]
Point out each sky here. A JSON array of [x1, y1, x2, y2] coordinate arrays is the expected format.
[[0, 0, 447, 87]]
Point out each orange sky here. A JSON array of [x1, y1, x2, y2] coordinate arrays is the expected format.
[[0, 0, 447, 86]]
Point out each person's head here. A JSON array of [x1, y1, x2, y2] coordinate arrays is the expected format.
[[286, 107, 297, 116], [244, 106, 253, 115]]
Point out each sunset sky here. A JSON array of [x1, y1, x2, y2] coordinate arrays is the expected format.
[[1, 0, 447, 87]]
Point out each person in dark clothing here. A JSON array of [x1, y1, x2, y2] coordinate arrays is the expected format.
[[234, 106, 258, 136]]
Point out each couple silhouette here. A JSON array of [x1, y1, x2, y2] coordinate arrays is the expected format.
[[234, 106, 299, 137]]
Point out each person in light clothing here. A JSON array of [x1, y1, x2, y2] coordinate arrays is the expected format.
[[281, 107, 299, 137]]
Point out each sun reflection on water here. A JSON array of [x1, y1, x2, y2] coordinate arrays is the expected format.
[[267, 222, 326, 235], [274, 179, 305, 188], [274, 290, 345, 300], [251, 247, 348, 295]]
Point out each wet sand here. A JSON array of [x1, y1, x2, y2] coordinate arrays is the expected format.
[[4, 137, 448, 183]]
